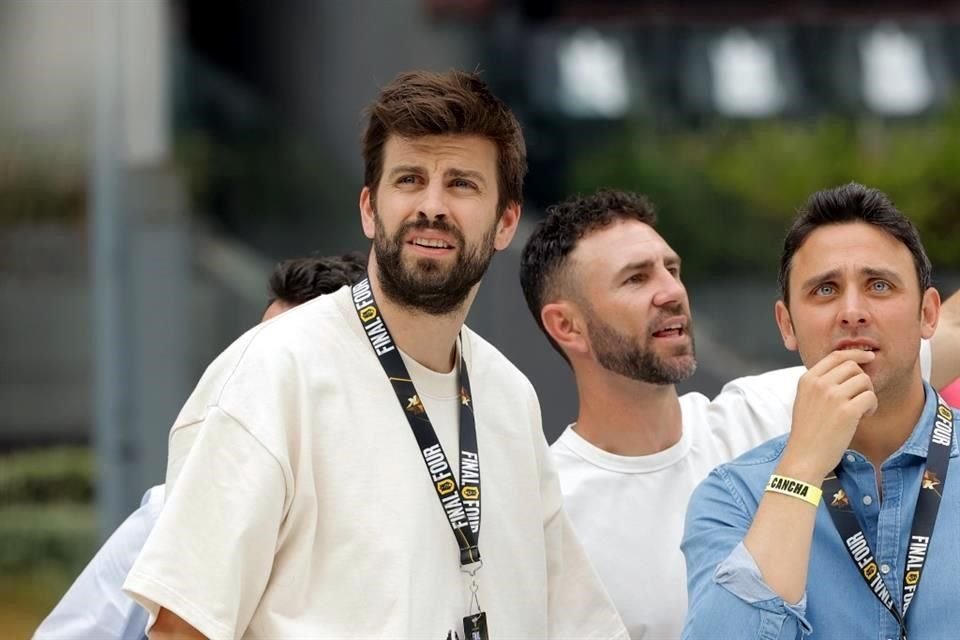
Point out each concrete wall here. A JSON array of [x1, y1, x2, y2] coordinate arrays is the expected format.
[[0, 226, 254, 450]]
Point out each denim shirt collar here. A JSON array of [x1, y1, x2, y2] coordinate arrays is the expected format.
[[896, 382, 960, 460]]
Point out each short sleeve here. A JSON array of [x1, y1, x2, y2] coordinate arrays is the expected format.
[[123, 408, 286, 640]]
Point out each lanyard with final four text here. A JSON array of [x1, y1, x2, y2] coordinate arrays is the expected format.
[[351, 277, 489, 640], [822, 396, 954, 640]]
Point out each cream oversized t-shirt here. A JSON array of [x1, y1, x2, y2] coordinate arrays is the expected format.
[[125, 286, 627, 640]]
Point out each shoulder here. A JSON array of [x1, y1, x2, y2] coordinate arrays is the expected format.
[[244, 286, 360, 356], [718, 366, 804, 407], [688, 367, 803, 453], [696, 435, 786, 505], [695, 435, 786, 495], [549, 425, 582, 465], [723, 433, 788, 469], [686, 437, 785, 532], [182, 290, 359, 413], [170, 290, 365, 476], [461, 325, 536, 398], [679, 390, 711, 417], [216, 289, 364, 398], [549, 425, 577, 452], [461, 326, 544, 444]]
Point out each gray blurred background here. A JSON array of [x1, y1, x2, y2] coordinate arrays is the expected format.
[[2, 0, 959, 632]]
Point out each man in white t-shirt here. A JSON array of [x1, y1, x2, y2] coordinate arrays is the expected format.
[[518, 188, 960, 639], [123, 70, 627, 640], [34, 253, 367, 640]]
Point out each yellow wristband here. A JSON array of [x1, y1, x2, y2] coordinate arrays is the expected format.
[[766, 474, 822, 507]]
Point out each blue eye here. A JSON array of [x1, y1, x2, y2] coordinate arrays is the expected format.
[[871, 280, 891, 292], [815, 284, 835, 296]]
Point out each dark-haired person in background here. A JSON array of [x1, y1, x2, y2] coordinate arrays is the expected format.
[[262, 252, 367, 319], [519, 188, 960, 639], [682, 183, 960, 639], [34, 253, 367, 640], [125, 70, 627, 640]]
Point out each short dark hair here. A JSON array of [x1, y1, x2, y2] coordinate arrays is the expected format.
[[267, 252, 367, 306], [520, 189, 658, 359], [361, 69, 527, 214], [779, 183, 932, 304]]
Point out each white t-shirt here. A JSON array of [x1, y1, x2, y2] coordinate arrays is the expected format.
[[124, 286, 627, 640], [552, 341, 932, 640]]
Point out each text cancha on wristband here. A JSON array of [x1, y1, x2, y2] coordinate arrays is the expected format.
[[765, 474, 823, 507]]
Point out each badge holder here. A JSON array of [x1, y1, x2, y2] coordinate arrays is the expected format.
[[462, 560, 488, 640]]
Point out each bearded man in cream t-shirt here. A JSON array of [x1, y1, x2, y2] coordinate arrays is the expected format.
[[123, 71, 627, 640]]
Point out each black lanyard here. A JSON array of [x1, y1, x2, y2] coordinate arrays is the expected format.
[[823, 396, 954, 640], [351, 277, 482, 568]]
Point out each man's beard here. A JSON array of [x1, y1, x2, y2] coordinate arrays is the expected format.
[[373, 212, 497, 316], [586, 306, 697, 385]]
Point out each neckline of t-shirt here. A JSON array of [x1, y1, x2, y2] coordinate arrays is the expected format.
[[558, 422, 692, 473], [334, 286, 462, 400], [399, 347, 460, 400]]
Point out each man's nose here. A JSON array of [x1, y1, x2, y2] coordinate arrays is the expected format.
[[837, 291, 871, 326], [652, 268, 687, 308], [417, 183, 447, 222]]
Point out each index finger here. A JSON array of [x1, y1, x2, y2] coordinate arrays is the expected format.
[[808, 349, 876, 376]]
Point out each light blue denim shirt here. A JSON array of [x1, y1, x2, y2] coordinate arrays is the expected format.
[[681, 384, 960, 640]]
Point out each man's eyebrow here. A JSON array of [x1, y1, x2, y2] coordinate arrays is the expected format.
[[447, 168, 487, 185], [800, 269, 841, 293], [862, 266, 903, 284], [615, 260, 655, 278], [387, 165, 425, 178]]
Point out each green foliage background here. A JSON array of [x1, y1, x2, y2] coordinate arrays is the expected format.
[[0, 447, 95, 636], [572, 106, 960, 282]]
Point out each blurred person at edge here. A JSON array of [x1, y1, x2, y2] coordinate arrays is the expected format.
[[682, 183, 960, 639], [33, 253, 368, 640], [942, 378, 960, 407], [518, 187, 960, 640], [123, 70, 628, 640]]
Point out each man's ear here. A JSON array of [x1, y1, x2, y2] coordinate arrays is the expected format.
[[920, 287, 941, 340], [494, 202, 521, 251], [775, 300, 798, 352], [541, 300, 589, 358], [360, 186, 376, 240]]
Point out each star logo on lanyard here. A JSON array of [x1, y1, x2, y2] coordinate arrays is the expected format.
[[831, 489, 849, 508], [406, 395, 425, 415], [922, 470, 941, 494], [460, 387, 471, 407]]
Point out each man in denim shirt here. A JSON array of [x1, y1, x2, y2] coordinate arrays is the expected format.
[[682, 182, 959, 640]]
